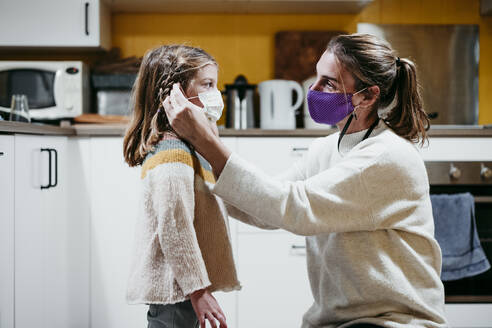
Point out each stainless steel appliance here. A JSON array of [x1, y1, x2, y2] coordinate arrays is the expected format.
[[225, 75, 256, 129], [357, 24, 479, 125], [426, 161, 492, 303], [0, 61, 89, 121], [91, 73, 136, 116]]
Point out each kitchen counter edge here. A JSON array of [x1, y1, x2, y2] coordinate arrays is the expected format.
[[2, 121, 492, 138]]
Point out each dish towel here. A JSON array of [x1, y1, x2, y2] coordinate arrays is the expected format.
[[430, 193, 490, 281]]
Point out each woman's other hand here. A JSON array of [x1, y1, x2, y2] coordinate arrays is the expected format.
[[190, 288, 227, 328]]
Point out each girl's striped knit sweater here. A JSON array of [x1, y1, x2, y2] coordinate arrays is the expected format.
[[127, 132, 240, 305]]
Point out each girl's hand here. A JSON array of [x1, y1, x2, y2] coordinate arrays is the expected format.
[[190, 289, 227, 328]]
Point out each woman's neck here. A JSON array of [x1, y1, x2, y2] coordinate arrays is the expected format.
[[336, 111, 379, 134]]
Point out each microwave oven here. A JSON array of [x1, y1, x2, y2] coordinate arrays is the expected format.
[[0, 61, 90, 121]]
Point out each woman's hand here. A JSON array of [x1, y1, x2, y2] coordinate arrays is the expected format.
[[190, 288, 227, 328], [164, 83, 216, 146], [164, 83, 231, 177]]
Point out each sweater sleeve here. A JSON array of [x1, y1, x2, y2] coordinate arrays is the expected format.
[[213, 147, 388, 236], [222, 157, 307, 230], [151, 164, 211, 296]]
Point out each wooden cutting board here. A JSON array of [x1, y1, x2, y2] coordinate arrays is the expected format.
[[73, 113, 130, 124], [274, 30, 346, 83]]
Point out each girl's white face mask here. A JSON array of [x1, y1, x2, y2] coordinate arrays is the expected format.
[[188, 89, 224, 122]]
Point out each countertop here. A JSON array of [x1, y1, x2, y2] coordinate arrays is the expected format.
[[2, 121, 492, 137]]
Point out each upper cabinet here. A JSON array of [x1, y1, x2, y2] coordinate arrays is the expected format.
[[0, 0, 111, 49], [109, 0, 373, 14]]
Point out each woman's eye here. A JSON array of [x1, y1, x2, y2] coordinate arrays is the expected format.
[[324, 81, 337, 91]]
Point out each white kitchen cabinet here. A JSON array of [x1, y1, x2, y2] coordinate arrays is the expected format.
[[444, 304, 492, 327], [235, 137, 315, 233], [212, 137, 239, 328], [14, 134, 89, 328], [89, 137, 146, 328], [0, 0, 110, 49], [0, 135, 15, 328], [237, 232, 312, 328], [233, 137, 315, 328]]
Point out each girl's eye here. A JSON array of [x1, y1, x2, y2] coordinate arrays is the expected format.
[[204, 82, 213, 88]]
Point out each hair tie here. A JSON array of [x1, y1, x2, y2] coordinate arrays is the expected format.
[[396, 57, 401, 66]]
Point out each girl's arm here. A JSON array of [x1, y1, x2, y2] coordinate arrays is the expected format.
[[151, 163, 227, 327], [151, 163, 211, 295]]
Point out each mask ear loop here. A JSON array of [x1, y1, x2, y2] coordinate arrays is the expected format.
[[352, 105, 359, 120], [351, 87, 368, 121]]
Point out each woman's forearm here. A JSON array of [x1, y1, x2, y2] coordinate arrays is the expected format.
[[194, 134, 231, 178]]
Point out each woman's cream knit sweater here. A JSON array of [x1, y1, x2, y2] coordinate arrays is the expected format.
[[127, 133, 240, 305], [213, 121, 448, 328]]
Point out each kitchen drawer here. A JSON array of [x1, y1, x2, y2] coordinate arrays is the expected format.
[[237, 232, 312, 328], [444, 303, 492, 327], [236, 137, 315, 175], [420, 138, 492, 161]]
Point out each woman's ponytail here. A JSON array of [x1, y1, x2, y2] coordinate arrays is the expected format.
[[385, 58, 429, 146]]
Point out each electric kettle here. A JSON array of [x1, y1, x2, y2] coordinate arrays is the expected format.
[[258, 80, 303, 130], [225, 75, 256, 129]]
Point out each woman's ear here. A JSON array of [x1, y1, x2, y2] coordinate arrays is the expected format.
[[353, 85, 380, 108]]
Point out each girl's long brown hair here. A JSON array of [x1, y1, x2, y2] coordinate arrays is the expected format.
[[327, 33, 429, 145], [123, 45, 216, 167]]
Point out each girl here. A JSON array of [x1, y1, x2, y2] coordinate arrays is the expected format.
[[123, 45, 240, 328], [164, 34, 448, 327]]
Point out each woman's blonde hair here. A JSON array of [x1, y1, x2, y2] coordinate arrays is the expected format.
[[327, 33, 429, 145], [123, 45, 217, 167]]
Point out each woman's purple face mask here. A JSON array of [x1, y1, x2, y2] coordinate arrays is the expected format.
[[307, 88, 366, 125]]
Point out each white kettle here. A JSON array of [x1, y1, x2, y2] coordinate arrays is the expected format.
[[258, 80, 303, 129]]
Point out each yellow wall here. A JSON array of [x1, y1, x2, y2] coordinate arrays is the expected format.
[[113, 0, 491, 124]]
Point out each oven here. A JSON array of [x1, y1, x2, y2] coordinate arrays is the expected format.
[[426, 161, 492, 303]]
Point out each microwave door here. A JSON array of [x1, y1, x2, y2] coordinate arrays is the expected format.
[[0, 69, 58, 118]]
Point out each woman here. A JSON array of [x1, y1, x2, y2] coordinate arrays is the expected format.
[[124, 45, 240, 328], [164, 34, 447, 327]]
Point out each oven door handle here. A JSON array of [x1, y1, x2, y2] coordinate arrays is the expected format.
[[475, 196, 492, 204]]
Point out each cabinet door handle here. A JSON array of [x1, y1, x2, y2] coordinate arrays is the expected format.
[[49, 149, 58, 188], [290, 244, 306, 257], [85, 2, 89, 36], [40, 148, 51, 190]]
